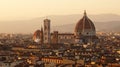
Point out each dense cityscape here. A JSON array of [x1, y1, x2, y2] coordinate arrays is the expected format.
[[0, 11, 120, 67]]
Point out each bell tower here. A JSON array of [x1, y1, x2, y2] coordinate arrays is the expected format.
[[44, 19, 51, 44]]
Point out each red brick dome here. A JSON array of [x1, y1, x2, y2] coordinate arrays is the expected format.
[[75, 11, 96, 33], [33, 30, 41, 42], [33, 30, 41, 38]]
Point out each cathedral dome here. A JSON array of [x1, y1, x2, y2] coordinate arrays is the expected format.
[[74, 11, 98, 44], [33, 30, 41, 43], [74, 11, 96, 33]]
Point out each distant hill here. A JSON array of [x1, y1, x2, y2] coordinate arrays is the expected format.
[[0, 14, 120, 33], [52, 21, 120, 33]]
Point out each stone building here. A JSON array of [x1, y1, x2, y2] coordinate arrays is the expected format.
[[33, 11, 98, 45], [33, 27, 43, 44], [51, 32, 74, 44], [44, 19, 51, 44], [74, 11, 98, 44]]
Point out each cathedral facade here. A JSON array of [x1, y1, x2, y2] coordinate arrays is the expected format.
[[33, 11, 98, 45]]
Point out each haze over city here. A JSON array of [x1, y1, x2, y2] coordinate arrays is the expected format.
[[0, 0, 120, 33], [0, 0, 120, 67]]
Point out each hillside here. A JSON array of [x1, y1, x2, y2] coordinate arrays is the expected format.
[[0, 14, 120, 33]]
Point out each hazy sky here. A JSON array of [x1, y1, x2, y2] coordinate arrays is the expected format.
[[0, 0, 120, 21]]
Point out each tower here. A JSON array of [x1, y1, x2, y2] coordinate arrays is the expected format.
[[44, 19, 51, 44], [40, 26, 44, 44], [52, 31, 58, 44]]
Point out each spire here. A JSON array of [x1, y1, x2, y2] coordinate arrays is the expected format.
[[84, 10, 87, 16], [41, 25, 43, 32]]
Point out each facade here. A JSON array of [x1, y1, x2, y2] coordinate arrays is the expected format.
[[33, 11, 98, 45], [51, 32, 74, 44]]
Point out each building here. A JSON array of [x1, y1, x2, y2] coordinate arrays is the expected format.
[[51, 32, 74, 44], [33, 11, 98, 45], [33, 27, 43, 44], [44, 19, 51, 44], [51, 31, 58, 44], [74, 10, 98, 44]]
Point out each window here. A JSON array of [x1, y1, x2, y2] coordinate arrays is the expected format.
[[64, 36, 67, 39], [58, 37, 61, 39], [45, 37, 47, 40]]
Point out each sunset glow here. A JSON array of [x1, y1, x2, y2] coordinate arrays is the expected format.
[[0, 0, 120, 21]]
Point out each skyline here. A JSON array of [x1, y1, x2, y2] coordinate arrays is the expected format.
[[0, 13, 120, 33], [0, 1, 120, 67], [0, 0, 120, 21]]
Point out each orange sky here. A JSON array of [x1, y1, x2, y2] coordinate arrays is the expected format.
[[0, 0, 120, 21]]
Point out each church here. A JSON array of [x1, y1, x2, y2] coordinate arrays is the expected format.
[[33, 11, 98, 45]]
